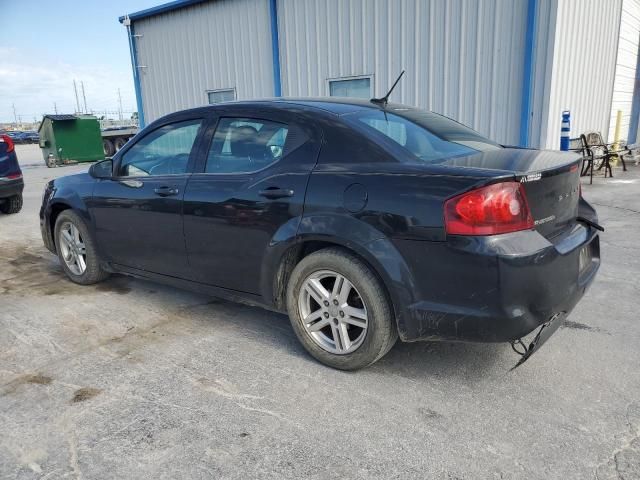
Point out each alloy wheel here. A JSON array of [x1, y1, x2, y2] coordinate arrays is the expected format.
[[298, 270, 368, 354], [59, 222, 87, 276]]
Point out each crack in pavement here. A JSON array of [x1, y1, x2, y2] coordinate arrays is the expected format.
[[594, 401, 640, 479]]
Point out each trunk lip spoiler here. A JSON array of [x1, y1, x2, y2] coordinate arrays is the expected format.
[[576, 216, 604, 232]]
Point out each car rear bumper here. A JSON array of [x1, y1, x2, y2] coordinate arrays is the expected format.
[[394, 224, 600, 343], [0, 177, 24, 199]]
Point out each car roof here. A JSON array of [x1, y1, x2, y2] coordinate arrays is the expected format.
[[210, 97, 420, 116]]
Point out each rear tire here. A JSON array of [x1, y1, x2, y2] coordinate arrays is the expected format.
[[0, 194, 23, 214], [103, 139, 115, 157], [54, 210, 109, 285], [114, 137, 127, 151], [286, 247, 398, 370]]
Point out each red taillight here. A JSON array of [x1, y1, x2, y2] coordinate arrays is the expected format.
[[444, 182, 534, 235], [0, 134, 15, 153], [7, 173, 22, 180]]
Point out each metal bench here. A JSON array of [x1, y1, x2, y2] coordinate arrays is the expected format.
[[569, 135, 594, 184], [582, 132, 627, 181], [621, 143, 640, 166]]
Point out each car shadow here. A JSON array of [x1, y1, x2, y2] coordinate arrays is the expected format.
[[96, 274, 514, 379]]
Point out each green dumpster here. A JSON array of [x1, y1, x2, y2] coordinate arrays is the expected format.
[[38, 114, 104, 167]]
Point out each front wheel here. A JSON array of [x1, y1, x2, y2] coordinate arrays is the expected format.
[[54, 210, 109, 285], [286, 248, 398, 370]]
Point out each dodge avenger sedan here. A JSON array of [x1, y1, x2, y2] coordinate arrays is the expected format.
[[39, 98, 601, 370]]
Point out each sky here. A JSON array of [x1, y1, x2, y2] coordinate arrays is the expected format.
[[0, 0, 164, 123]]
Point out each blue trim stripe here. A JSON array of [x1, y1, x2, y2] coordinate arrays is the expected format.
[[269, 0, 282, 97], [519, 0, 538, 147], [128, 24, 146, 128], [628, 34, 640, 144], [119, 0, 208, 23]]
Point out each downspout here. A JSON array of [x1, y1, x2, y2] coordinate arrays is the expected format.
[[628, 32, 640, 144], [519, 0, 538, 147], [269, 0, 282, 97], [124, 16, 146, 128]]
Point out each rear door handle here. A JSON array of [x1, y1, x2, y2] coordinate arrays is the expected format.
[[154, 185, 179, 197], [258, 187, 294, 199]]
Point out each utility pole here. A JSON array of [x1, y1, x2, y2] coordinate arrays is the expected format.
[[81, 81, 88, 113], [12, 103, 17, 127], [54, 102, 58, 114], [117, 88, 123, 121], [73, 80, 81, 113]]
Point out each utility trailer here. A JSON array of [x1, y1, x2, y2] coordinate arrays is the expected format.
[[101, 126, 138, 156]]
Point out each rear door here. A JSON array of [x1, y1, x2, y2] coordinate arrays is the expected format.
[[182, 109, 320, 294], [90, 116, 206, 277]]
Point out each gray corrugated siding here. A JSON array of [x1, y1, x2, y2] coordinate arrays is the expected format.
[[133, 0, 273, 123], [277, 0, 528, 146], [609, 0, 640, 141], [543, 0, 622, 149]]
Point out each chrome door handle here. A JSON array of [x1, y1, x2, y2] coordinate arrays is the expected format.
[[154, 186, 179, 197], [259, 187, 294, 199]]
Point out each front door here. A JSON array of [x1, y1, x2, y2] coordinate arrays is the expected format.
[[182, 112, 320, 294], [90, 117, 205, 277]]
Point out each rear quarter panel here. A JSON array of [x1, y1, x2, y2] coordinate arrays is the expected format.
[[299, 118, 503, 337]]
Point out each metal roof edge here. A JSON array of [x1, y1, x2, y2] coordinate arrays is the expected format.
[[118, 0, 209, 23]]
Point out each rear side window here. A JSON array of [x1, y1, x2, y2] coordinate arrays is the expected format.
[[205, 118, 289, 173], [346, 110, 500, 164], [120, 119, 202, 176]]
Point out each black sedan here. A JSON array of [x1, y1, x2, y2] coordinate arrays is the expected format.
[[39, 99, 601, 370]]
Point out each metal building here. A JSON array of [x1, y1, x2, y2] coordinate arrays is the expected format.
[[120, 0, 640, 149]]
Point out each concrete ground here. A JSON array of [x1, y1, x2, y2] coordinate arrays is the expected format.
[[1, 144, 639, 479]]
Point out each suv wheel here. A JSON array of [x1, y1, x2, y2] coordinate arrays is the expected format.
[[287, 248, 397, 370], [54, 210, 109, 285], [0, 194, 23, 214]]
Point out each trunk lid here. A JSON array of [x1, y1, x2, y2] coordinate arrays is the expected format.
[[440, 148, 581, 238]]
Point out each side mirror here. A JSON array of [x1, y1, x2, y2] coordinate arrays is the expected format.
[[89, 159, 113, 179]]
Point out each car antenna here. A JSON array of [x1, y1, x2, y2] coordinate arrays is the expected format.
[[371, 70, 405, 107]]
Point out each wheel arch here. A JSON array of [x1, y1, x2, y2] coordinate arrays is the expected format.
[[266, 233, 417, 339], [47, 197, 93, 248]]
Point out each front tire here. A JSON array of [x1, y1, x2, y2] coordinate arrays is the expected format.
[[54, 210, 109, 285], [0, 194, 23, 214], [286, 248, 398, 370]]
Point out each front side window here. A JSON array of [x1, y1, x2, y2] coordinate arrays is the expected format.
[[345, 110, 500, 164], [329, 77, 372, 99], [205, 117, 289, 174], [207, 89, 236, 104], [119, 119, 202, 176]]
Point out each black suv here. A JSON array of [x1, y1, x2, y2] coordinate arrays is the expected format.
[[39, 99, 600, 369], [0, 134, 24, 214]]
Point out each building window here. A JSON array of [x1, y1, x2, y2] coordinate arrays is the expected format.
[[207, 88, 236, 104], [328, 76, 372, 99]]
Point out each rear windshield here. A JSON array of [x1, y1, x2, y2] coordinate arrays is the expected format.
[[344, 109, 501, 164]]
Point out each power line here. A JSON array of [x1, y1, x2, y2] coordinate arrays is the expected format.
[[81, 81, 88, 113], [73, 80, 80, 113]]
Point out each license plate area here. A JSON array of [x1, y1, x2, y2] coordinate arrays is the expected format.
[[511, 312, 566, 370], [578, 244, 591, 273]]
